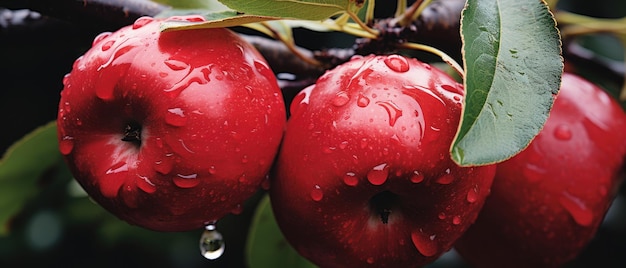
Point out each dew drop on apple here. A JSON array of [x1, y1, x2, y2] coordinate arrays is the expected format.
[[101, 40, 115, 51], [452, 216, 462, 225], [553, 124, 572, 141], [132, 16, 154, 29], [165, 108, 187, 127], [435, 169, 454, 185], [411, 230, 439, 257], [136, 175, 156, 194], [343, 172, 359, 186], [410, 170, 424, 183], [164, 59, 190, 71], [367, 163, 389, 185], [208, 165, 217, 175], [200, 224, 225, 260], [332, 91, 350, 107], [466, 186, 478, 203], [357, 93, 370, 107], [310, 185, 324, 201], [92, 32, 112, 47], [376, 101, 403, 127], [59, 136, 75, 155], [559, 191, 593, 227], [173, 173, 200, 189], [154, 156, 174, 175], [383, 55, 410, 73]]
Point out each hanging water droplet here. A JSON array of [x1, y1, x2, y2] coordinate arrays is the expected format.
[[367, 163, 389, 185], [200, 224, 225, 260], [310, 185, 324, 201], [383, 55, 410, 72], [553, 124, 572, 141], [343, 172, 359, 186], [165, 107, 187, 127], [132, 16, 154, 29], [376, 101, 403, 127], [331, 91, 350, 107], [59, 136, 75, 155]]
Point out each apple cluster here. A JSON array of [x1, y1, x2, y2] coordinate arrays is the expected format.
[[57, 16, 626, 267]]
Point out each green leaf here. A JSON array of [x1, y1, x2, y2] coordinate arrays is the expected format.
[[160, 10, 282, 31], [218, 0, 365, 20], [152, 0, 227, 9], [0, 121, 64, 235], [246, 194, 316, 268], [453, 0, 563, 166]]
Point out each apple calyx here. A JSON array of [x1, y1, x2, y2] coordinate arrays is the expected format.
[[369, 190, 398, 224], [121, 121, 142, 146]]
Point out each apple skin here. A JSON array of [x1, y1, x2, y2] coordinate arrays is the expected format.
[[57, 16, 286, 232], [269, 55, 496, 267], [455, 73, 626, 267]]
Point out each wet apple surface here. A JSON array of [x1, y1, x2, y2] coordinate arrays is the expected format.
[[57, 16, 286, 232]]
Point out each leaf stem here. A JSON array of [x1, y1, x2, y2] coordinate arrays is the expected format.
[[260, 22, 322, 67], [398, 42, 465, 78]]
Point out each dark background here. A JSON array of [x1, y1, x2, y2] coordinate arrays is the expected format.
[[0, 0, 625, 267]]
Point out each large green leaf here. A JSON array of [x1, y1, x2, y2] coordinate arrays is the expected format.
[[218, 0, 364, 20], [453, 0, 563, 166], [0, 122, 64, 235], [246, 194, 316, 268]]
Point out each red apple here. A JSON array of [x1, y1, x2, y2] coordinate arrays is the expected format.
[[269, 55, 496, 267], [455, 73, 626, 267], [57, 16, 286, 231]]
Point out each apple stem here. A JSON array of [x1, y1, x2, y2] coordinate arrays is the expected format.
[[121, 122, 142, 146]]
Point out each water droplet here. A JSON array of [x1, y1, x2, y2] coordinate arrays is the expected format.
[[410, 170, 424, 183], [367, 163, 389, 185], [209, 166, 217, 175], [136, 175, 156, 194], [438, 212, 446, 220], [452, 216, 462, 225], [343, 172, 359, 186], [241, 155, 249, 164], [339, 141, 349, 149], [165, 108, 187, 127], [101, 40, 115, 51], [435, 169, 454, 185], [132, 16, 154, 29], [164, 59, 189, 71], [553, 124, 572, 141], [164, 66, 211, 98], [92, 32, 112, 47], [411, 230, 438, 257], [332, 91, 350, 107], [559, 191, 593, 227], [154, 155, 174, 175], [357, 94, 370, 107], [466, 185, 478, 203], [376, 101, 403, 127], [59, 136, 74, 155], [200, 224, 225, 260], [366, 257, 375, 264], [106, 161, 129, 175], [310, 185, 324, 201], [383, 55, 410, 72], [173, 173, 200, 188]]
